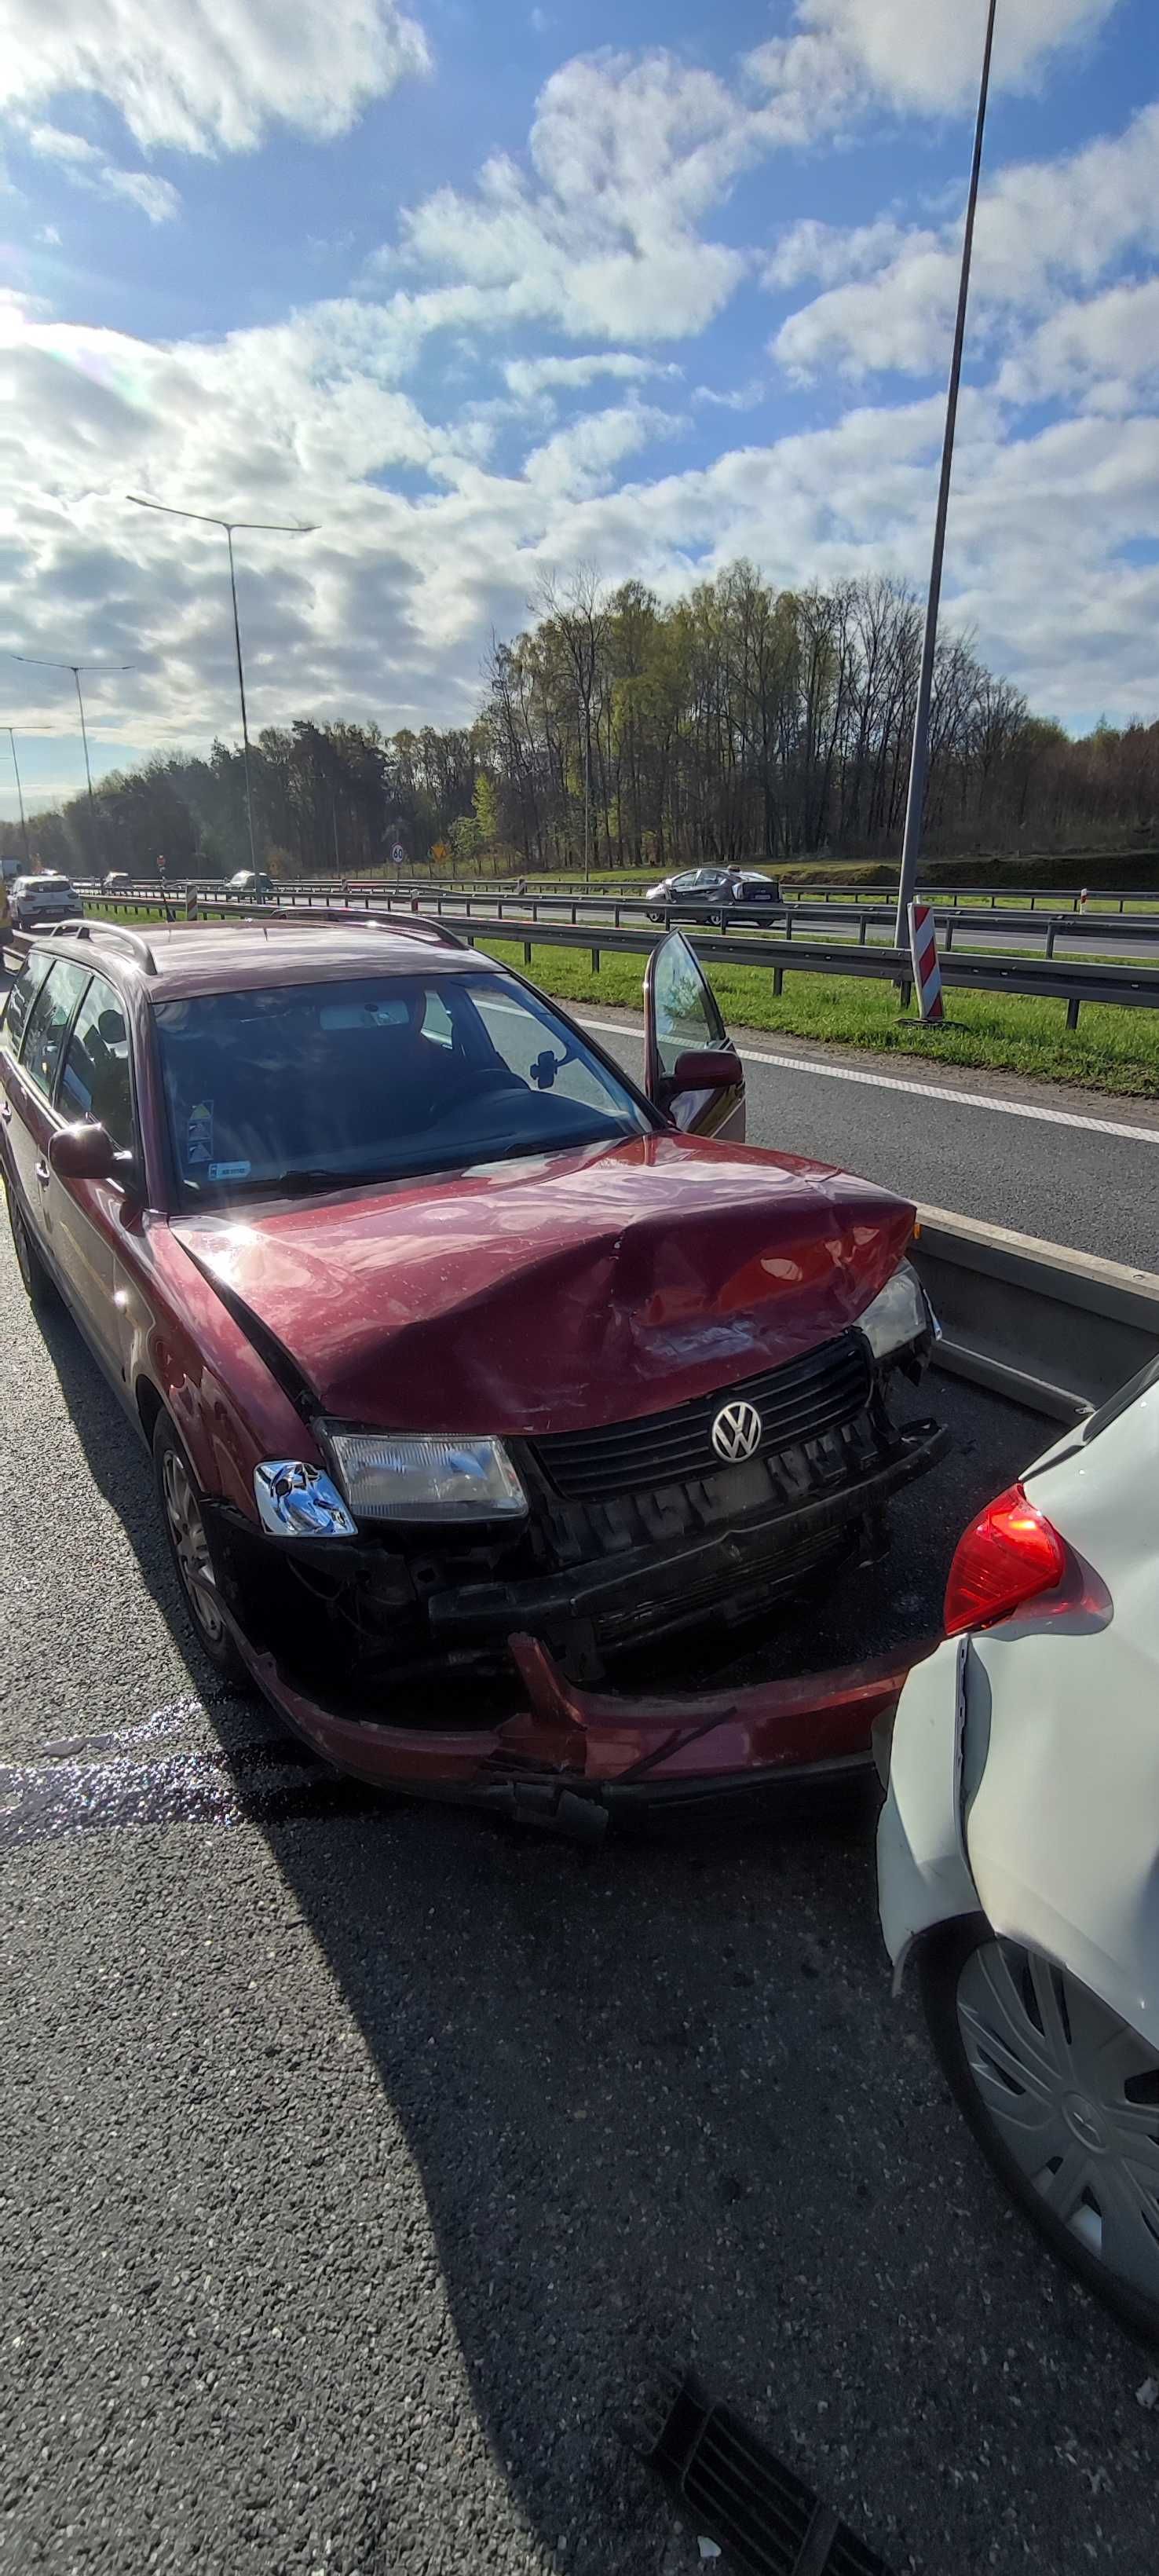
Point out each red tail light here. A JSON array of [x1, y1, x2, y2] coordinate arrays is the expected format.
[[943, 1482, 1069, 1637]]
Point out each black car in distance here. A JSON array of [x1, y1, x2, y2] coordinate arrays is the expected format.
[[644, 865, 782, 927]]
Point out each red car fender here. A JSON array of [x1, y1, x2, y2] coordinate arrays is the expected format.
[[131, 1217, 324, 1513]]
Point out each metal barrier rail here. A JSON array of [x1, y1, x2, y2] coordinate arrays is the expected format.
[[68, 874, 1159, 953], [913, 1209, 1159, 1422], [68, 890, 1159, 1029]]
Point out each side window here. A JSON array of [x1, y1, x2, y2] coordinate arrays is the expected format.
[[420, 989, 455, 1048], [649, 931, 727, 1080], [59, 971, 134, 1154], [20, 960, 91, 1100], [2, 957, 49, 1057]]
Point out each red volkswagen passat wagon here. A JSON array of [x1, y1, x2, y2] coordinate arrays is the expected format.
[[1, 911, 945, 1831]]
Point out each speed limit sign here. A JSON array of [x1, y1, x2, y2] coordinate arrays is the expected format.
[[390, 843, 406, 866]]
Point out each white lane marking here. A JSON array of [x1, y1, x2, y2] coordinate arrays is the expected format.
[[576, 1015, 1159, 1147]]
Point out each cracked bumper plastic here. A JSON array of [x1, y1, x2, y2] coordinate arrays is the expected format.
[[223, 1610, 937, 1827]]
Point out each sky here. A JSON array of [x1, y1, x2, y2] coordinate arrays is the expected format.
[[0, 0, 1156, 818]]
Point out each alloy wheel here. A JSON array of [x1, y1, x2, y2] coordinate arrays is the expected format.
[[956, 1937, 1159, 2313], [161, 1446, 227, 1648]]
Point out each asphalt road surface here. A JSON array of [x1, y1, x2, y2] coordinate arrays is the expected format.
[[4, 1184, 1159, 2565], [583, 1009, 1159, 1270]]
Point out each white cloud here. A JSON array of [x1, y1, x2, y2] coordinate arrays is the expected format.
[[25, 123, 101, 166], [772, 101, 1159, 381], [20, 119, 181, 223], [0, 0, 430, 156], [389, 51, 753, 343], [766, 217, 914, 291], [0, 287, 1156, 763], [996, 279, 1159, 414], [503, 352, 678, 404], [693, 379, 766, 412], [98, 169, 181, 224], [754, 0, 1119, 121]]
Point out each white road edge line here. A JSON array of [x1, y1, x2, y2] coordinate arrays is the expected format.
[[576, 1015, 1159, 1147]]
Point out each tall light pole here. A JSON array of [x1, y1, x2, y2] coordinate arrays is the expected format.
[[126, 496, 316, 874], [894, 0, 998, 946], [5, 726, 30, 863], [12, 655, 134, 805]]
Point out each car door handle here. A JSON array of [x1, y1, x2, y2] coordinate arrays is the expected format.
[[35, 1158, 50, 1186], [0, 1100, 10, 1123]]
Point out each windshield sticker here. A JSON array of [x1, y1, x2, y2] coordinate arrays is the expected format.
[[208, 1160, 250, 1183], [186, 1100, 214, 1165]]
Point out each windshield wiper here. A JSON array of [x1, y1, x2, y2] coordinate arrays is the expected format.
[[221, 1166, 370, 1198]]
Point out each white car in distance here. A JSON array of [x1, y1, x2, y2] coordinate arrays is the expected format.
[[878, 1361, 1159, 2344], [9, 872, 79, 930]]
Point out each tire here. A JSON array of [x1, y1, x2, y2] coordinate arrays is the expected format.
[[920, 1917, 1159, 2347], [5, 1180, 53, 1314], [152, 1413, 250, 1689], [645, 909, 661, 923]]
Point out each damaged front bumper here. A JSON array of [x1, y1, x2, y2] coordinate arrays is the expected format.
[[220, 1607, 938, 1838]]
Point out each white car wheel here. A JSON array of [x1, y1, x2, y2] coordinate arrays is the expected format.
[[922, 1921, 1159, 2345]]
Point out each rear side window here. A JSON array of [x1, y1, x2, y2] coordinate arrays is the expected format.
[[20, 959, 91, 1100], [59, 971, 134, 1154], [2, 957, 49, 1056]]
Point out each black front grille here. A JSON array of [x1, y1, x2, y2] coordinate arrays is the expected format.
[[532, 1333, 872, 1500]]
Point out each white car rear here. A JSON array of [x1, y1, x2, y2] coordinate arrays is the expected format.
[[11, 873, 79, 927], [878, 1363, 1159, 2340]]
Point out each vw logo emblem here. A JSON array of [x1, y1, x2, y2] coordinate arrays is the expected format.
[[710, 1400, 763, 1464]]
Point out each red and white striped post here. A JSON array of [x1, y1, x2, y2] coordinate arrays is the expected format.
[[908, 900, 945, 1022]]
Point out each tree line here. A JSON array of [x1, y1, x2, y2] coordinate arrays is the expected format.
[[4, 566, 1157, 880]]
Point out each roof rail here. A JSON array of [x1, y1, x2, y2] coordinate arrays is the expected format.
[[38, 917, 158, 975], [252, 902, 466, 951]]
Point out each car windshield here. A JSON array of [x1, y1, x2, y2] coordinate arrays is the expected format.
[[155, 968, 652, 1205]]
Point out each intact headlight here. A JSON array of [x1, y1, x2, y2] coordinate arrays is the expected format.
[[328, 1431, 528, 1523], [857, 1261, 937, 1361]]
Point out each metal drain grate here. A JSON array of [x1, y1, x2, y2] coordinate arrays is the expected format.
[[642, 2372, 892, 2576]]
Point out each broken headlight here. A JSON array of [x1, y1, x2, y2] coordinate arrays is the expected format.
[[254, 1460, 358, 1539], [857, 1261, 937, 1361], [328, 1431, 528, 1523]]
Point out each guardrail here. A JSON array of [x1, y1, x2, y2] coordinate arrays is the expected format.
[[912, 1212, 1159, 1422], [5, 922, 1158, 1423], [66, 889, 1159, 1029], [68, 874, 1159, 956]]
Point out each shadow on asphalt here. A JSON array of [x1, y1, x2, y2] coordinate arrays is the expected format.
[[27, 1272, 1128, 2576]]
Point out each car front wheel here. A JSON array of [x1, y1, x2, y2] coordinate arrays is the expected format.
[[154, 1414, 250, 1689], [5, 1180, 52, 1312], [920, 1918, 1159, 2345]]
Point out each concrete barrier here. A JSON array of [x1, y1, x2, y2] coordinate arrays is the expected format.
[[913, 1206, 1159, 1422]]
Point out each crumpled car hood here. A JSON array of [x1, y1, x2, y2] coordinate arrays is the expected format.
[[172, 1130, 916, 1435]]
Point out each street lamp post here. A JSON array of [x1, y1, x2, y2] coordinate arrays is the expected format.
[[126, 496, 316, 875], [12, 656, 134, 807], [5, 726, 30, 863], [894, 0, 999, 946]]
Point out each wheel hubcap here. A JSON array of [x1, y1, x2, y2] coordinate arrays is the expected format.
[[957, 1940, 1159, 2303], [162, 1449, 225, 1647]]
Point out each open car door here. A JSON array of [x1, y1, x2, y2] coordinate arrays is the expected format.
[[644, 928, 746, 1142]]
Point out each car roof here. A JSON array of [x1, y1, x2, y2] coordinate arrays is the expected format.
[[26, 917, 500, 1001]]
